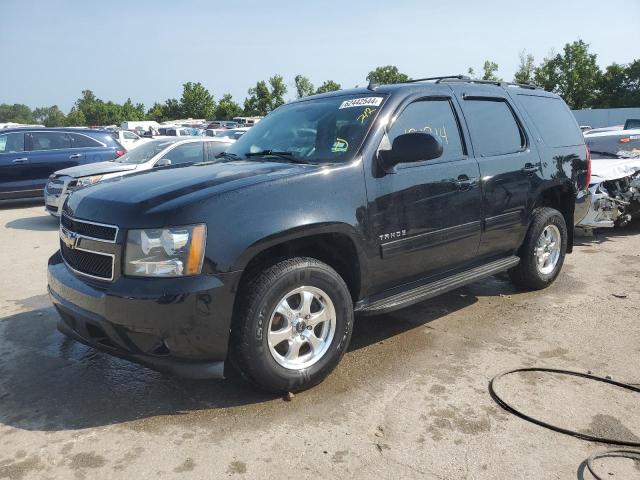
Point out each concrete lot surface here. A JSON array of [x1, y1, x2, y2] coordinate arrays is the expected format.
[[1, 203, 639, 479]]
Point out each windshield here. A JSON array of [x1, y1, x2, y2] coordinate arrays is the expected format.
[[115, 140, 176, 164], [225, 94, 385, 163]]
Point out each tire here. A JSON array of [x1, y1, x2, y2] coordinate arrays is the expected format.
[[508, 207, 567, 290], [231, 257, 354, 393]]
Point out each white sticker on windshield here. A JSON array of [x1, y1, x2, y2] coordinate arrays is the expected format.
[[339, 97, 384, 109]]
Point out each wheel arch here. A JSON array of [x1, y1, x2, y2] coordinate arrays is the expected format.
[[534, 183, 575, 253]]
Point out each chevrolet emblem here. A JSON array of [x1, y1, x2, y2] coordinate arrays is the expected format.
[[60, 227, 79, 250]]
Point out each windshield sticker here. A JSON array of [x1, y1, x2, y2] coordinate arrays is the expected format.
[[331, 138, 349, 153], [339, 97, 383, 109], [357, 108, 376, 124]]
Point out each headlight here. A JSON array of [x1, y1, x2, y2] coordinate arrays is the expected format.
[[124, 224, 207, 277], [76, 175, 104, 187]]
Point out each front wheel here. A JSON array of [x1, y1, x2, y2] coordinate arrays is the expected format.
[[509, 207, 568, 290], [231, 258, 354, 393]]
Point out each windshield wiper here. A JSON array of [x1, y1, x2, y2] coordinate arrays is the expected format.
[[244, 150, 311, 164], [215, 152, 243, 161]]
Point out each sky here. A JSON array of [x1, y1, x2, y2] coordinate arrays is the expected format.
[[1, 0, 639, 112]]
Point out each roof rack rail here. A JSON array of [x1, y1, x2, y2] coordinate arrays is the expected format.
[[442, 78, 542, 90], [405, 75, 470, 84]]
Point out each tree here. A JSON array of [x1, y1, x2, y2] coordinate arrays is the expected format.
[[214, 93, 242, 120], [121, 98, 146, 121], [534, 40, 601, 109], [243, 75, 288, 116], [146, 102, 165, 122], [162, 98, 183, 120], [514, 50, 535, 84], [32, 105, 66, 127], [594, 60, 640, 108], [65, 107, 86, 126], [0, 104, 33, 123], [315, 80, 341, 94], [180, 82, 215, 119], [294, 74, 315, 98], [366, 65, 409, 85], [482, 60, 501, 81]]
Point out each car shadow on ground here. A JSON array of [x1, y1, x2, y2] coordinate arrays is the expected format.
[[5, 214, 59, 231], [0, 276, 519, 432]]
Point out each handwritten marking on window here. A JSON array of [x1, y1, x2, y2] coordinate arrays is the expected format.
[[404, 125, 449, 144]]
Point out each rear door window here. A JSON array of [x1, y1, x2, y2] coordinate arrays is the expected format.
[[517, 94, 583, 147], [387, 98, 465, 162], [30, 131, 71, 151], [162, 142, 203, 165], [463, 99, 524, 156], [0, 132, 25, 153], [70, 133, 102, 148]]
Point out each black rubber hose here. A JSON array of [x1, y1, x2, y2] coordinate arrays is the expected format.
[[488, 367, 640, 447], [587, 449, 640, 480]]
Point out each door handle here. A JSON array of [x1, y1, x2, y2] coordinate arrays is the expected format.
[[454, 174, 476, 190], [12, 158, 28, 164], [69, 154, 82, 159], [522, 163, 539, 174]]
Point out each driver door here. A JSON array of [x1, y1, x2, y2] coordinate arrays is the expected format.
[[365, 96, 482, 292]]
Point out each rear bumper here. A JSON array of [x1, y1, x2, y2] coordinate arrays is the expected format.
[[48, 251, 240, 379]]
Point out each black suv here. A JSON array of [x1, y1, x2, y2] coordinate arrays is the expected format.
[[48, 77, 590, 392]]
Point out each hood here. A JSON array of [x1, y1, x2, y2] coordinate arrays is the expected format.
[[55, 161, 138, 178], [64, 160, 318, 226], [591, 157, 640, 182]]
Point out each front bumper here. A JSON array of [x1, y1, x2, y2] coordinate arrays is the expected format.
[[48, 251, 241, 379], [44, 191, 67, 217]]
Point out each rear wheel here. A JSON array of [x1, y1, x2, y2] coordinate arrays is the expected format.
[[231, 257, 353, 393], [509, 207, 567, 290]]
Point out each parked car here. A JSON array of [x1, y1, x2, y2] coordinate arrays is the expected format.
[[44, 138, 222, 216], [205, 121, 239, 130], [48, 78, 589, 393], [0, 128, 125, 201], [112, 130, 151, 150], [577, 129, 640, 229]]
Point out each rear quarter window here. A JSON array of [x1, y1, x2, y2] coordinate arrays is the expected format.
[[517, 94, 584, 147], [462, 99, 524, 157]]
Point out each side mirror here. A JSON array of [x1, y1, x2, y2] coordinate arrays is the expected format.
[[379, 132, 443, 170], [155, 158, 172, 167]]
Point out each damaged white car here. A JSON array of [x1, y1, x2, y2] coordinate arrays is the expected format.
[[578, 128, 640, 229]]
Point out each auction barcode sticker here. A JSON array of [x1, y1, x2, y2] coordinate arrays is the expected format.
[[339, 97, 384, 109]]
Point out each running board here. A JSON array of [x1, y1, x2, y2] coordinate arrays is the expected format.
[[356, 256, 520, 315]]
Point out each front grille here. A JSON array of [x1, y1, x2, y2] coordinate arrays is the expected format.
[[61, 241, 114, 280], [61, 214, 117, 242], [47, 184, 63, 195], [46, 204, 58, 213]]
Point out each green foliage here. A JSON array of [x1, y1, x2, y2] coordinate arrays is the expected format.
[[366, 65, 409, 85], [214, 94, 242, 120], [65, 107, 86, 126], [482, 60, 501, 81], [294, 75, 315, 98], [244, 75, 288, 116], [0, 104, 34, 124], [534, 40, 600, 109], [315, 80, 341, 94], [593, 60, 640, 108], [32, 105, 66, 127], [180, 82, 215, 119], [514, 51, 535, 84]]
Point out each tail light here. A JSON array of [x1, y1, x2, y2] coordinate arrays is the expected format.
[[585, 145, 591, 187], [115, 149, 126, 158], [619, 137, 631, 143]]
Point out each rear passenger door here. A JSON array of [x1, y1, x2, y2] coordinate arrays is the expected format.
[[366, 94, 482, 292], [157, 142, 204, 167], [26, 131, 77, 189], [451, 85, 541, 258]]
